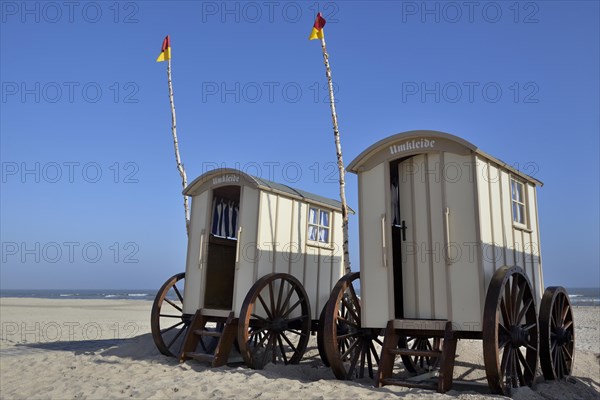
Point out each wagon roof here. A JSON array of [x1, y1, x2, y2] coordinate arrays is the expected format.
[[184, 168, 354, 213], [347, 130, 543, 186]]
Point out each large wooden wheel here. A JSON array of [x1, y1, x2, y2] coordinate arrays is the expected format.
[[398, 336, 442, 373], [322, 272, 383, 380], [237, 273, 311, 369], [483, 266, 538, 395], [151, 272, 192, 357], [539, 286, 575, 380]]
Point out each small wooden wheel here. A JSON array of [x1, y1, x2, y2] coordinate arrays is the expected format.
[[151, 272, 191, 357], [238, 273, 311, 369], [398, 336, 442, 373], [322, 272, 383, 380], [483, 266, 538, 395], [539, 286, 575, 380]]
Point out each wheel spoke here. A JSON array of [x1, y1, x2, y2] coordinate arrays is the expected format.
[[172, 284, 183, 303], [285, 328, 307, 337], [370, 342, 380, 365], [160, 320, 184, 334], [500, 345, 511, 376], [515, 347, 533, 378], [337, 332, 360, 340], [341, 295, 359, 321], [268, 282, 276, 316], [366, 342, 374, 379], [348, 285, 361, 315], [513, 279, 525, 323], [281, 298, 303, 319], [280, 331, 298, 355], [498, 336, 510, 350], [166, 325, 186, 349], [346, 342, 362, 379], [505, 278, 514, 323], [278, 283, 296, 318], [560, 299, 570, 325], [563, 320, 573, 330], [160, 314, 183, 318], [514, 349, 525, 386], [275, 281, 286, 316], [340, 338, 361, 360], [500, 298, 511, 327], [336, 316, 360, 329], [164, 298, 183, 312], [276, 334, 288, 364], [522, 322, 537, 332], [250, 313, 269, 323], [516, 298, 533, 325], [257, 293, 274, 320]]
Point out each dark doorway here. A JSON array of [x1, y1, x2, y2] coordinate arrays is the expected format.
[[204, 185, 240, 310]]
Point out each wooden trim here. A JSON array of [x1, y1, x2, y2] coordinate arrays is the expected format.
[[472, 153, 485, 317]]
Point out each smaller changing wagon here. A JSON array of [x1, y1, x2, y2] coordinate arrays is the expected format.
[[151, 168, 348, 369]]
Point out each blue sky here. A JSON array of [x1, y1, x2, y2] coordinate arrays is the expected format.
[[1, 1, 598, 289]]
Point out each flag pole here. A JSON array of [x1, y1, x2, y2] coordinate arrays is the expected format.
[[319, 35, 351, 274], [166, 58, 190, 235]]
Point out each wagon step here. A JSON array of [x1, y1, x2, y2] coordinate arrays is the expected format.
[[390, 348, 443, 357], [379, 378, 438, 391], [376, 319, 458, 393], [193, 329, 222, 337], [179, 309, 238, 367], [184, 352, 215, 363]]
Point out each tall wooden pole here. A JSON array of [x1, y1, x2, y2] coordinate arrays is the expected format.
[[319, 36, 351, 274], [166, 59, 190, 235]]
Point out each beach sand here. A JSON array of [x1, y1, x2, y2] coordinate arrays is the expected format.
[[0, 298, 598, 399]]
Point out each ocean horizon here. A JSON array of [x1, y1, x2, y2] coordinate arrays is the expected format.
[[1, 287, 599, 306]]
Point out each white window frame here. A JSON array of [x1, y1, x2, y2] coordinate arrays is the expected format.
[[510, 177, 528, 228], [307, 206, 332, 247]]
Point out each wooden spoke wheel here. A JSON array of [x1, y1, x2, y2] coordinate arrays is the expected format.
[[322, 272, 383, 380], [398, 336, 442, 373], [483, 266, 538, 395], [238, 273, 311, 369], [539, 286, 575, 380], [151, 272, 192, 357]]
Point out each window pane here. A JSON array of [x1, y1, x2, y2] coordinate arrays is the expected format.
[[309, 208, 317, 224], [518, 205, 525, 224], [511, 181, 517, 200], [319, 228, 329, 243], [320, 210, 329, 227], [308, 225, 317, 241]]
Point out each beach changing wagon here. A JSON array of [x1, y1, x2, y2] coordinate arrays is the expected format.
[[320, 130, 575, 395], [151, 168, 347, 368]]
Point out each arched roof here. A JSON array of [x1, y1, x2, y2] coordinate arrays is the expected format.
[[184, 168, 353, 212], [347, 130, 542, 186]]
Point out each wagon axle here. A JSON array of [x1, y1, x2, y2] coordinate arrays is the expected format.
[[552, 327, 572, 347], [508, 325, 531, 348]]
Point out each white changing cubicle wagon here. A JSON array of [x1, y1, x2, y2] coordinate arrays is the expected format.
[[320, 130, 575, 395], [151, 168, 347, 370]]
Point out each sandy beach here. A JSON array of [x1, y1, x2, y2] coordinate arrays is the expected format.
[[0, 298, 598, 399]]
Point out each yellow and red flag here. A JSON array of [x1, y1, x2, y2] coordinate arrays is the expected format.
[[308, 13, 326, 40], [156, 35, 171, 62]]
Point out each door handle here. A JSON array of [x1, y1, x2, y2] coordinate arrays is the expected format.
[[400, 220, 407, 242], [381, 215, 387, 268], [235, 226, 242, 266]]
